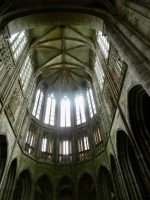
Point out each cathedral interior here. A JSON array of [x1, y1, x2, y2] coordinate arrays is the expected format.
[[0, 0, 150, 199]]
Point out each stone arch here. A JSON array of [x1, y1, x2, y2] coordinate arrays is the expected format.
[[56, 176, 75, 200], [0, 5, 111, 36], [2, 158, 17, 200], [34, 175, 53, 200], [78, 173, 97, 200], [12, 169, 32, 200], [128, 84, 150, 170], [98, 165, 116, 200], [117, 130, 149, 199], [110, 154, 125, 200], [0, 134, 7, 183]]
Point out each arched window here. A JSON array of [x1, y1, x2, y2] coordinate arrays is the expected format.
[[97, 31, 109, 58], [20, 56, 33, 90], [32, 88, 43, 119], [44, 93, 56, 126], [75, 94, 86, 125], [60, 96, 71, 127], [9, 31, 27, 60], [86, 88, 96, 118]]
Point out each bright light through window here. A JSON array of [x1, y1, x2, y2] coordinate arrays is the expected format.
[[97, 31, 109, 58], [44, 93, 56, 126], [32, 88, 43, 119], [87, 88, 96, 118], [75, 94, 86, 125], [95, 56, 105, 90], [63, 140, 69, 155], [60, 96, 71, 127]]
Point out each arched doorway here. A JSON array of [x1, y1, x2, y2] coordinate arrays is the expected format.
[[0, 134, 7, 183], [34, 175, 53, 200], [78, 173, 96, 200], [98, 166, 116, 200], [128, 84, 150, 169], [57, 176, 75, 200], [2, 159, 17, 200], [117, 130, 149, 199], [12, 169, 32, 200]]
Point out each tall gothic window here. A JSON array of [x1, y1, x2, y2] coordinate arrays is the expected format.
[[87, 88, 96, 118], [44, 93, 56, 126], [78, 134, 90, 160], [32, 88, 43, 119], [95, 56, 105, 90], [9, 31, 27, 60], [97, 31, 109, 58], [60, 96, 71, 127], [20, 56, 32, 90], [59, 139, 72, 162], [75, 94, 86, 125]]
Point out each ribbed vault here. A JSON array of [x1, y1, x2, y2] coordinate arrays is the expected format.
[[31, 25, 95, 92]]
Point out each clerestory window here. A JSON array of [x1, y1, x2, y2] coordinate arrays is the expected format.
[[60, 96, 71, 127], [32, 88, 43, 119], [75, 94, 86, 125], [20, 56, 32, 90], [44, 93, 56, 126], [97, 31, 109, 58], [10, 31, 27, 60], [86, 88, 96, 118], [95, 56, 105, 90]]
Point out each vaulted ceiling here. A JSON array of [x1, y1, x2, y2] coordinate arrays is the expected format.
[[31, 25, 96, 92]]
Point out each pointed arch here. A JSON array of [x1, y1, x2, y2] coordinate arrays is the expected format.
[[12, 169, 32, 200], [2, 158, 17, 200], [117, 130, 149, 199], [128, 84, 150, 169], [56, 176, 75, 200], [98, 166, 115, 200], [78, 173, 97, 200], [110, 154, 125, 199], [34, 175, 53, 200]]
